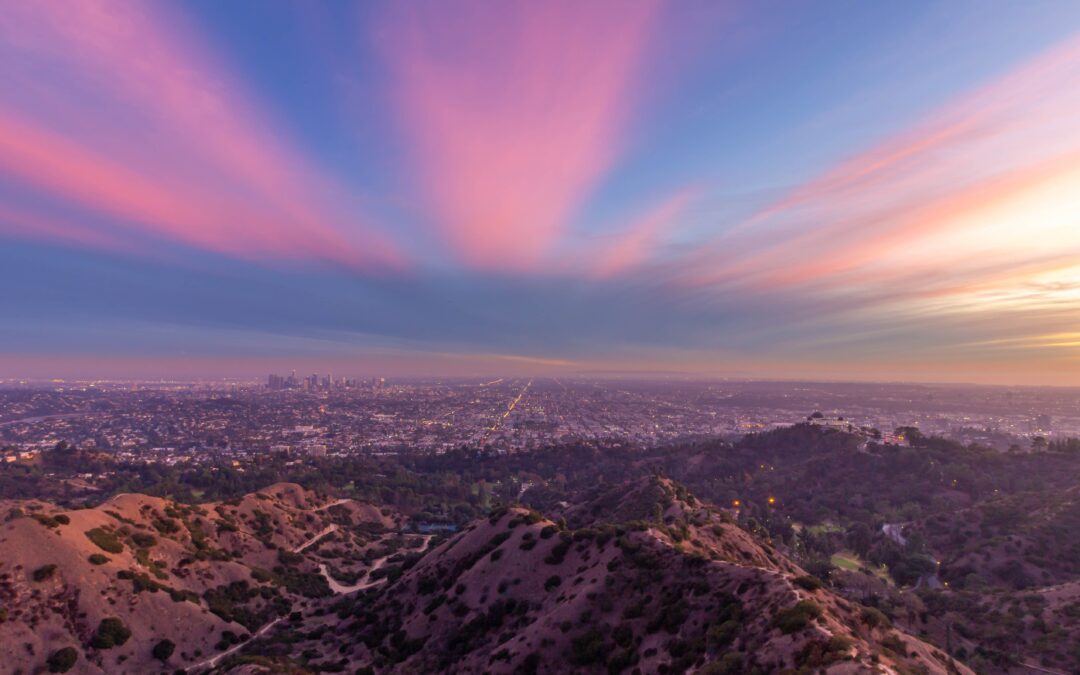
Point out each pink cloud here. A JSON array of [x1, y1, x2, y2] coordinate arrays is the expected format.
[[378, 0, 661, 271], [0, 0, 404, 270], [0, 204, 145, 257], [591, 190, 694, 279]]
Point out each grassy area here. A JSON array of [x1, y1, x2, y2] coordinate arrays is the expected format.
[[831, 550, 893, 585], [830, 551, 862, 571]]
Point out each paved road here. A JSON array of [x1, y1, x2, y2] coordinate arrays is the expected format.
[[478, 379, 531, 444], [1017, 662, 1070, 675]]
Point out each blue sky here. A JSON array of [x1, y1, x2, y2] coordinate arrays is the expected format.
[[2, 1, 1080, 383]]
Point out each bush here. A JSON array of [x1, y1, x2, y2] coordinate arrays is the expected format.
[[131, 532, 157, 548], [859, 606, 891, 629], [153, 517, 180, 534], [570, 629, 607, 666], [544, 575, 562, 591], [85, 528, 124, 554], [33, 514, 62, 528], [91, 618, 132, 649], [47, 647, 78, 673], [88, 554, 110, 565], [881, 633, 907, 656], [544, 538, 572, 565], [32, 564, 58, 582], [152, 639, 175, 662], [707, 619, 741, 650], [606, 647, 638, 673], [772, 601, 822, 634], [701, 653, 742, 675], [793, 575, 823, 591], [54, 514, 70, 525]]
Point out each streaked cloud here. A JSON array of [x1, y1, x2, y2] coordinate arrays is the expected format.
[[2, 1, 1079, 384], [590, 190, 695, 279], [377, 0, 661, 271], [0, 0, 404, 269]]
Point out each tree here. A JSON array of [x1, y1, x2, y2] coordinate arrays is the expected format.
[[895, 426, 924, 446], [847, 522, 874, 557]]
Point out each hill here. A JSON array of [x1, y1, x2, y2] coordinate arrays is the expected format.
[[0, 483, 401, 674], [315, 477, 966, 674], [0, 477, 972, 674]]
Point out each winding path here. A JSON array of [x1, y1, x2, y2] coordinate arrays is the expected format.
[[184, 513, 342, 671], [186, 617, 283, 672], [184, 502, 430, 671], [293, 524, 338, 553], [318, 535, 434, 594]]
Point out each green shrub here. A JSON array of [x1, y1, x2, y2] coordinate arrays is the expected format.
[[54, 514, 70, 525], [570, 629, 607, 666], [169, 588, 200, 603], [32, 564, 58, 582], [793, 575, 823, 591], [707, 619, 741, 650], [91, 618, 132, 649], [772, 601, 823, 634], [250, 567, 273, 583], [85, 528, 124, 554], [47, 647, 78, 673], [859, 606, 891, 629], [88, 554, 110, 565], [152, 639, 175, 662], [153, 517, 180, 534], [701, 653, 742, 675], [606, 647, 638, 673], [544, 575, 562, 591], [881, 633, 907, 656], [544, 537, 572, 565], [131, 532, 157, 548]]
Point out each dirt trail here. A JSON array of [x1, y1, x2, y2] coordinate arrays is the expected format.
[[293, 524, 338, 553], [318, 535, 434, 594], [186, 617, 283, 672]]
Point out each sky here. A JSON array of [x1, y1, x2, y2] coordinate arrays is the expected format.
[[2, 0, 1080, 385]]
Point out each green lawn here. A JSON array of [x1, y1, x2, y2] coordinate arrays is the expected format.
[[831, 550, 893, 585], [831, 551, 862, 571]]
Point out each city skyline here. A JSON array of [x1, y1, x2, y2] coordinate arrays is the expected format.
[[3, 1, 1080, 385]]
